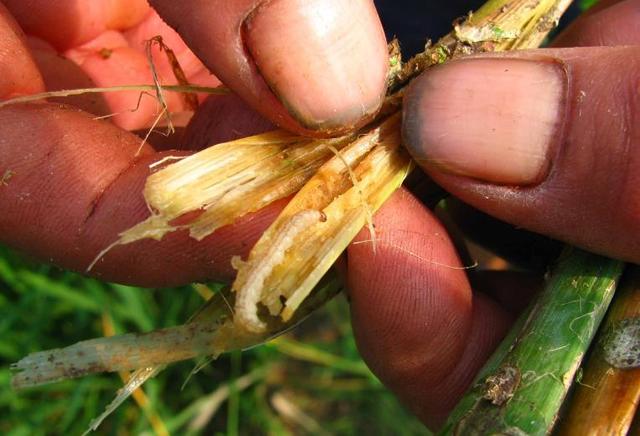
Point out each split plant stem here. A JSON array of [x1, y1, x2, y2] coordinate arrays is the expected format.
[[439, 249, 625, 435], [99, 0, 577, 334]]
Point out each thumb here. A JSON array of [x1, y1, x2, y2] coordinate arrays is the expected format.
[[402, 45, 640, 263]]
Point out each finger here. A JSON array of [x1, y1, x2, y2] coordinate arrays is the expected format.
[[65, 31, 185, 131], [347, 189, 512, 427], [402, 45, 640, 263], [181, 93, 275, 150], [134, 93, 274, 152], [0, 103, 282, 287], [0, 3, 44, 98], [27, 37, 111, 116], [553, 0, 640, 47], [149, 0, 389, 136], [2, 0, 149, 50], [123, 9, 219, 88]]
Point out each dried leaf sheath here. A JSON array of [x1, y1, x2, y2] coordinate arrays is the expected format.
[[96, 131, 355, 253]]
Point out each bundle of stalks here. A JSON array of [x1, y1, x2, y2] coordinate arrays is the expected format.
[[440, 249, 625, 434], [9, 0, 636, 433]]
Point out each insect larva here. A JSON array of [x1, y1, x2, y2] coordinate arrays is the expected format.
[[233, 209, 326, 333]]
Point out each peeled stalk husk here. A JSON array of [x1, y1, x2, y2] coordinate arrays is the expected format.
[[88, 131, 356, 270], [231, 114, 410, 332]]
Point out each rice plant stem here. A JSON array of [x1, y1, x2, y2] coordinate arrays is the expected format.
[[439, 248, 625, 435]]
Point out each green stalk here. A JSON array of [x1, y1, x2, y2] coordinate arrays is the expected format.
[[11, 270, 343, 388], [440, 249, 625, 435]]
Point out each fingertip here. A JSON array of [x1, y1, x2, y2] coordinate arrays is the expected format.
[[67, 34, 184, 131], [402, 57, 565, 186], [123, 9, 211, 81], [403, 46, 640, 263], [3, 0, 149, 51], [64, 30, 129, 65], [346, 189, 513, 426], [151, 0, 388, 136], [348, 189, 473, 391], [0, 3, 44, 97], [243, 0, 388, 133], [2, 0, 107, 50]]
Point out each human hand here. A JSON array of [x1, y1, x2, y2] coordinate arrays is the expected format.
[[0, 0, 638, 431], [353, 0, 640, 427], [0, 0, 388, 286]]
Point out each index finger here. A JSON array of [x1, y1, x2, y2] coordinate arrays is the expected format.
[[150, 0, 389, 136], [1, 0, 150, 50], [0, 3, 44, 97]]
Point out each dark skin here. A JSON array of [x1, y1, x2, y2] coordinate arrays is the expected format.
[[0, 0, 638, 428]]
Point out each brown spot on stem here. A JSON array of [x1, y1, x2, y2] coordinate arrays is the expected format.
[[483, 364, 521, 406]]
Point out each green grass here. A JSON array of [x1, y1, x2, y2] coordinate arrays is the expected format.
[[0, 244, 427, 435], [580, 0, 599, 10]]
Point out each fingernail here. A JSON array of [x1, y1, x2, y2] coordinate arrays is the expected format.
[[244, 0, 388, 131], [403, 58, 567, 185]]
